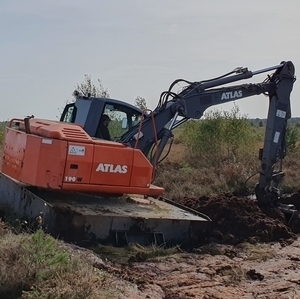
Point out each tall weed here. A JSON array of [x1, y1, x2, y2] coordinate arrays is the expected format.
[[168, 106, 300, 196], [180, 104, 261, 168], [0, 230, 121, 299], [286, 124, 300, 152]]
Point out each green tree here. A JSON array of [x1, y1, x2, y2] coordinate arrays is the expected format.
[[134, 96, 147, 111], [73, 76, 126, 138], [58, 75, 109, 119], [73, 74, 109, 98]]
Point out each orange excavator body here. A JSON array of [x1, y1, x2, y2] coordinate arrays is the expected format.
[[1, 119, 164, 197]]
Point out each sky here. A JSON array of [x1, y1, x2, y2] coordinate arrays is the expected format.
[[1, 0, 300, 121]]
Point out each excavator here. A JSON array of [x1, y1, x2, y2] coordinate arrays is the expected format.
[[0, 60, 296, 246]]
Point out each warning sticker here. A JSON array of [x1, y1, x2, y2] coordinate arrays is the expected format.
[[276, 109, 286, 119], [42, 138, 52, 145], [273, 131, 280, 143], [68, 145, 85, 156]]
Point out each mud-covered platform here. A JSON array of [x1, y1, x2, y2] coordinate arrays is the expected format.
[[0, 172, 210, 246]]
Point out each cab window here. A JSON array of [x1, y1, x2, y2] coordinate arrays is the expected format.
[[101, 103, 141, 139], [61, 103, 76, 123]]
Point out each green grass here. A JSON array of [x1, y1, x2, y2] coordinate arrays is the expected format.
[[92, 243, 181, 264], [0, 226, 124, 299], [0, 222, 182, 298]]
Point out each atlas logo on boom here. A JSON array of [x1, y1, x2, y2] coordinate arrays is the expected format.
[[221, 90, 242, 101], [96, 163, 128, 174]]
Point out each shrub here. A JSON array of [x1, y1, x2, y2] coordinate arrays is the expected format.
[[175, 105, 263, 194], [286, 124, 300, 152], [180, 104, 261, 168]]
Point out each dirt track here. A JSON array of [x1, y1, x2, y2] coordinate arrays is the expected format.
[[87, 193, 300, 299], [105, 239, 300, 299]]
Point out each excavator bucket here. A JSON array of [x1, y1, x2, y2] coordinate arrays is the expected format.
[[279, 195, 300, 233]]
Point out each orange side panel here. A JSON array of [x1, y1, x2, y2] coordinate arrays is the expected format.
[[2, 128, 68, 188], [2, 127, 27, 180], [63, 142, 94, 184], [21, 135, 67, 188], [89, 142, 134, 187], [130, 149, 153, 188]]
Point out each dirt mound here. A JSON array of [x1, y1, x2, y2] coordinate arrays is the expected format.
[[178, 193, 296, 245]]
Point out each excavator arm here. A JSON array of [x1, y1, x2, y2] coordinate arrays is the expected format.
[[121, 61, 296, 206], [255, 62, 295, 206]]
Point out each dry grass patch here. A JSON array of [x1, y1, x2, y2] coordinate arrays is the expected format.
[[0, 230, 124, 299], [217, 264, 247, 285], [128, 244, 181, 262], [282, 152, 300, 193], [0, 220, 9, 236], [154, 160, 257, 199], [240, 242, 277, 261], [92, 243, 181, 264]]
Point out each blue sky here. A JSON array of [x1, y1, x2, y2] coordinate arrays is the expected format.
[[1, 1, 300, 120]]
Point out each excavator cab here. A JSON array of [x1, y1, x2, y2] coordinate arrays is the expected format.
[[60, 96, 143, 140]]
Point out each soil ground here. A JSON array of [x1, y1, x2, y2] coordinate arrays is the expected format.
[[90, 238, 300, 299], [178, 193, 299, 244], [3, 190, 300, 298], [2, 188, 300, 298], [81, 192, 300, 299]]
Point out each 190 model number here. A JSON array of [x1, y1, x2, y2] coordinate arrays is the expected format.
[[65, 176, 76, 182]]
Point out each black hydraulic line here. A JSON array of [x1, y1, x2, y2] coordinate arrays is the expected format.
[[252, 63, 284, 76], [150, 128, 173, 165], [157, 138, 174, 165]]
